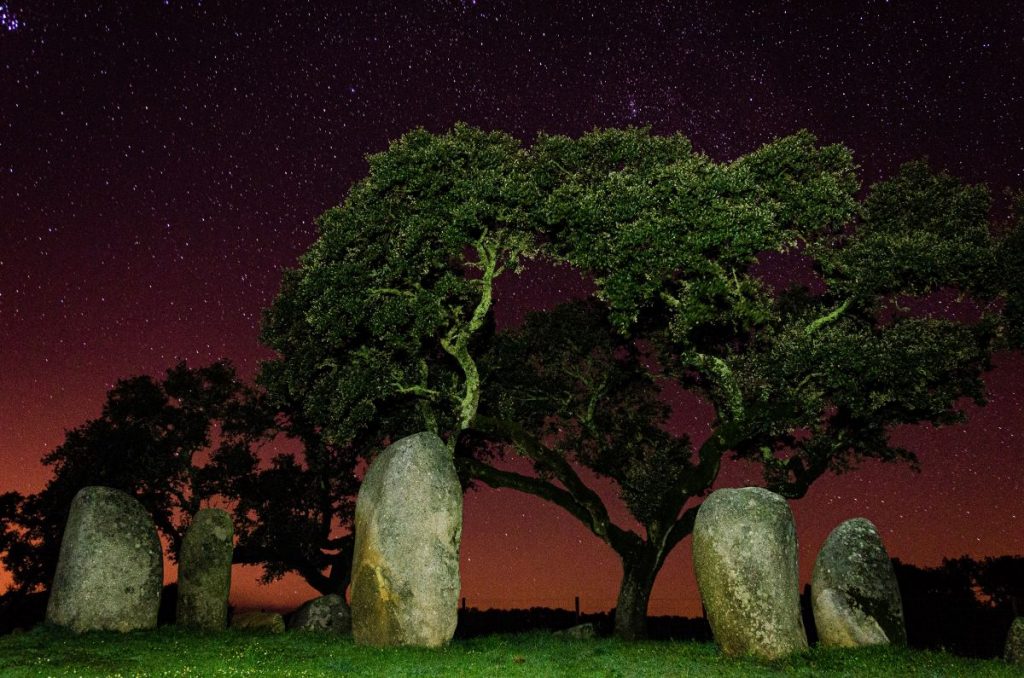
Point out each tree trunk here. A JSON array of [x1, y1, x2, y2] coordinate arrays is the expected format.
[[323, 543, 353, 597], [614, 555, 659, 640]]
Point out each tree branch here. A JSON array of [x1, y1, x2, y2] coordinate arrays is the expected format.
[[656, 503, 701, 570], [685, 352, 744, 422], [233, 542, 336, 595], [442, 238, 505, 435], [392, 384, 441, 398], [804, 297, 852, 336], [458, 457, 591, 525], [471, 414, 638, 551]]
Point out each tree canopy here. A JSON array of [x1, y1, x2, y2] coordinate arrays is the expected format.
[[257, 123, 1021, 639], [6, 123, 1018, 642], [260, 123, 541, 452]]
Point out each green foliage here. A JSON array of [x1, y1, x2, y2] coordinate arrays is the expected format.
[[0, 627, 1019, 677], [258, 123, 1018, 639], [261, 124, 540, 451], [537, 128, 858, 346], [997, 192, 1024, 349], [530, 138, 1007, 498], [460, 128, 1016, 638], [816, 161, 999, 303], [729, 312, 994, 489]]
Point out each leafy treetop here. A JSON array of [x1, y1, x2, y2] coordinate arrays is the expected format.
[[261, 123, 540, 452]]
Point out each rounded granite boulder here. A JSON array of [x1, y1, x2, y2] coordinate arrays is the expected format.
[[811, 517, 906, 647], [692, 486, 808, 659], [230, 610, 285, 633], [288, 594, 351, 634], [45, 486, 163, 633]]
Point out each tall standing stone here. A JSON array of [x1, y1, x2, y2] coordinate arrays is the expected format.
[[350, 432, 462, 647], [176, 508, 233, 630], [811, 518, 906, 647], [692, 487, 808, 659], [46, 486, 163, 633]]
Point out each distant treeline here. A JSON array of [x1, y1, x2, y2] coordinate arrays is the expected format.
[[889, 556, 1022, 658], [2, 555, 1021, 657]]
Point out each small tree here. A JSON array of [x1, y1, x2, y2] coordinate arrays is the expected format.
[[0, 362, 244, 594], [207, 390, 360, 596], [0, 361, 360, 600]]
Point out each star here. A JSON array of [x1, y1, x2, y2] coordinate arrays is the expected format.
[[0, 3, 20, 31]]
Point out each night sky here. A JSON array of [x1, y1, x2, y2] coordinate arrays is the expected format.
[[2, 1, 1022, 615]]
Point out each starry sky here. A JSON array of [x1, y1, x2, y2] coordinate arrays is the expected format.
[[1, 1, 1022, 615]]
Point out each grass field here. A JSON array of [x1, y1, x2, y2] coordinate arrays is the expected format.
[[0, 626, 1017, 677]]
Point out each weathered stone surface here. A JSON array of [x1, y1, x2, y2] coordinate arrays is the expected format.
[[350, 431, 462, 647], [692, 487, 808, 659], [554, 623, 596, 639], [46, 486, 163, 633], [811, 518, 906, 648], [230, 610, 285, 633], [288, 594, 351, 633], [1006, 617, 1024, 665], [176, 508, 233, 630]]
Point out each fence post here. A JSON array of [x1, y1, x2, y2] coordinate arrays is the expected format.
[[574, 596, 580, 624]]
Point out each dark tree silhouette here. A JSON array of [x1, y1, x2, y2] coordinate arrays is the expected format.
[[206, 390, 359, 596], [950, 554, 1024, 615], [893, 556, 1023, 658], [0, 361, 245, 594], [0, 361, 359, 603]]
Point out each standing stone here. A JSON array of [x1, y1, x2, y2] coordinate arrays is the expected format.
[[1006, 617, 1024, 665], [288, 594, 351, 633], [811, 518, 906, 648], [692, 487, 808, 659], [176, 508, 233, 630], [46, 486, 163, 633], [350, 432, 462, 647]]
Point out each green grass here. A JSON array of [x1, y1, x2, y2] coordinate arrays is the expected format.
[[0, 627, 1016, 677]]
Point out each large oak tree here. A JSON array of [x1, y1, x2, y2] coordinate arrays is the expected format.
[[460, 128, 1016, 639], [258, 123, 1020, 640]]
